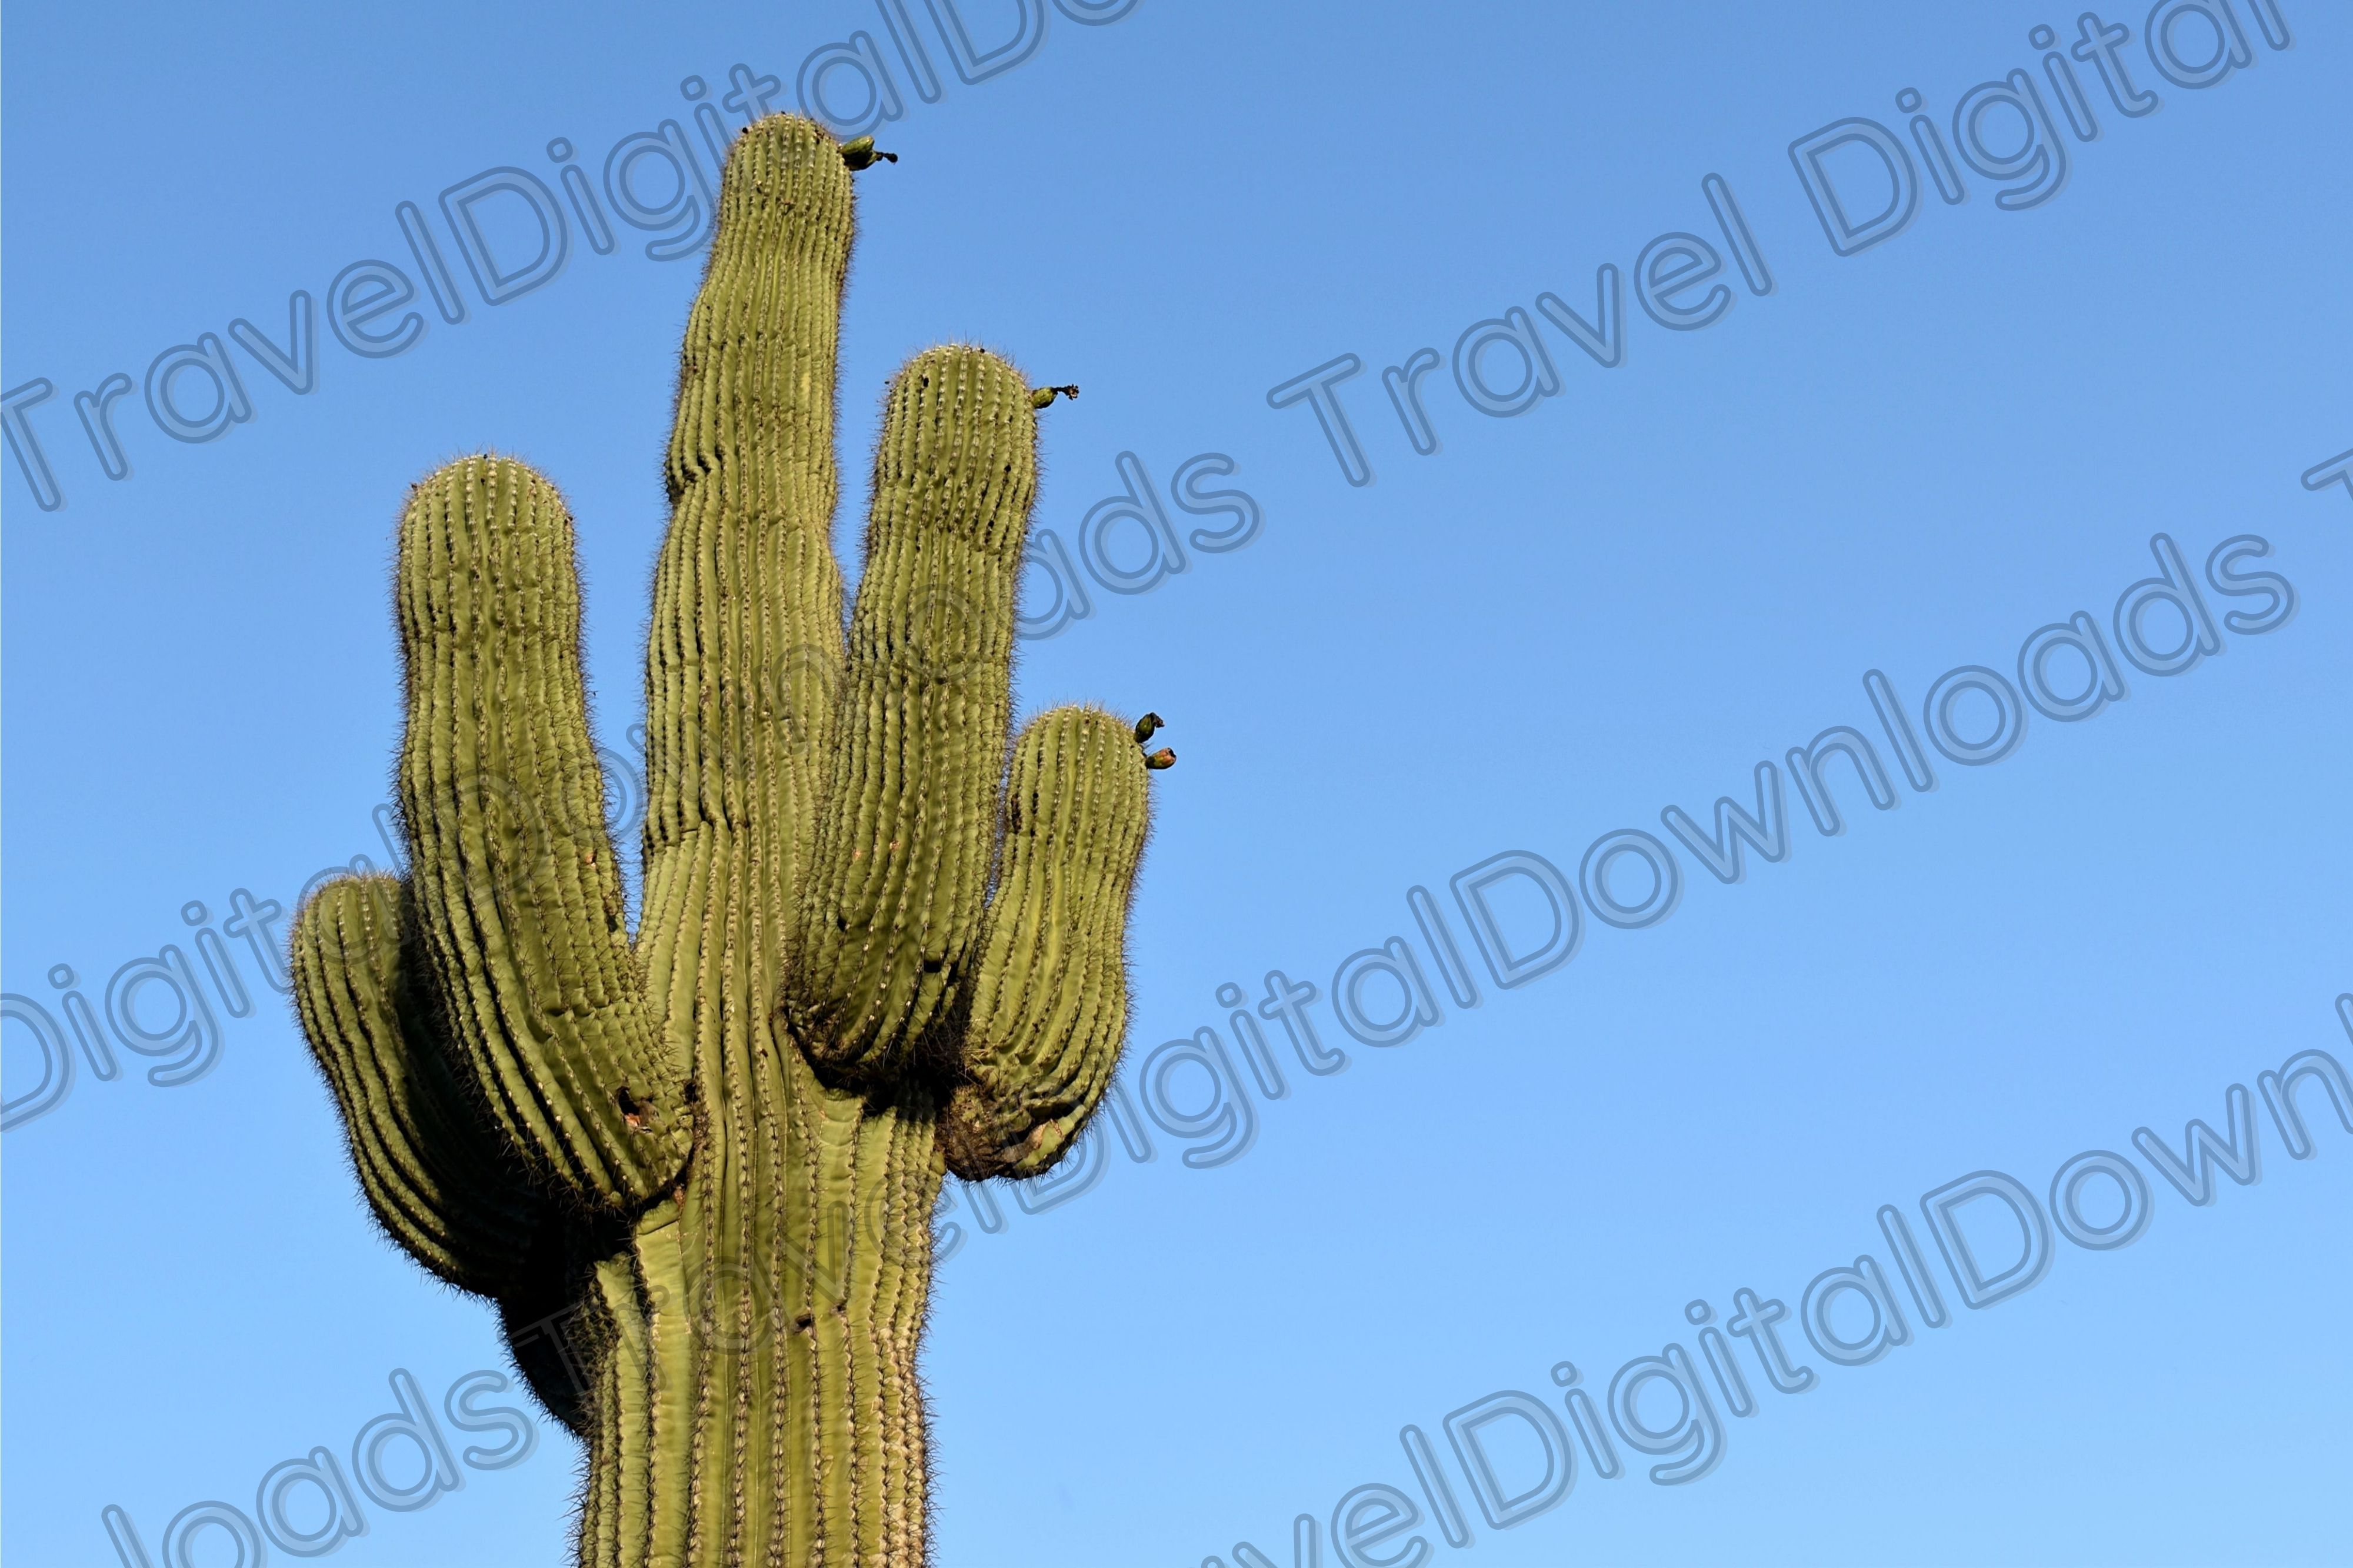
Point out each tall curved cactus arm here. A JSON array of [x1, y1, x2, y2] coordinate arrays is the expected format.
[[395, 458, 692, 1210], [786, 345, 1039, 1080], [289, 875, 549, 1294], [639, 114, 851, 1019], [944, 705, 1152, 1177]]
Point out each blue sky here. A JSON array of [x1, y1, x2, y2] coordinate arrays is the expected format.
[[5, 2, 2349, 1563]]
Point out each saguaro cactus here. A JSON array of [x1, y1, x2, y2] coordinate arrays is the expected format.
[[289, 114, 1165, 1566]]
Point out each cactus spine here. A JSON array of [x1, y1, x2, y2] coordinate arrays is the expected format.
[[289, 114, 1159, 1567]]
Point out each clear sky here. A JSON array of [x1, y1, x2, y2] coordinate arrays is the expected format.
[[5, 2, 2349, 1564]]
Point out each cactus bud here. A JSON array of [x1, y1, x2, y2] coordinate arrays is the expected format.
[[841, 136, 898, 171], [1132, 712, 1164, 744], [1029, 384, 1081, 409], [1145, 748, 1176, 770]]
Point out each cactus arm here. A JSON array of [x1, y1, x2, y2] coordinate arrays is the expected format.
[[289, 873, 549, 1293], [396, 456, 690, 1210], [789, 346, 1038, 1081], [641, 114, 854, 991], [942, 706, 1152, 1179]]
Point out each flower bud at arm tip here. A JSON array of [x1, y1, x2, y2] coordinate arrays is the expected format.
[[1145, 748, 1176, 770], [1029, 385, 1081, 409], [1132, 712, 1164, 744]]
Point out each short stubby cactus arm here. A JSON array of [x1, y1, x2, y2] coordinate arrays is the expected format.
[[943, 705, 1152, 1179], [396, 457, 691, 1210], [289, 873, 550, 1294], [787, 347, 1039, 1080]]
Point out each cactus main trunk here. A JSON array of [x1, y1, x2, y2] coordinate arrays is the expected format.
[[289, 112, 1162, 1567], [571, 1087, 942, 1568]]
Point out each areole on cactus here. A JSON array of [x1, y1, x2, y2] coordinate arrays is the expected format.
[[288, 113, 1165, 1567]]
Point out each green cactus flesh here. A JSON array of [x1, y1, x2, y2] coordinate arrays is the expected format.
[[289, 114, 1157, 1567]]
